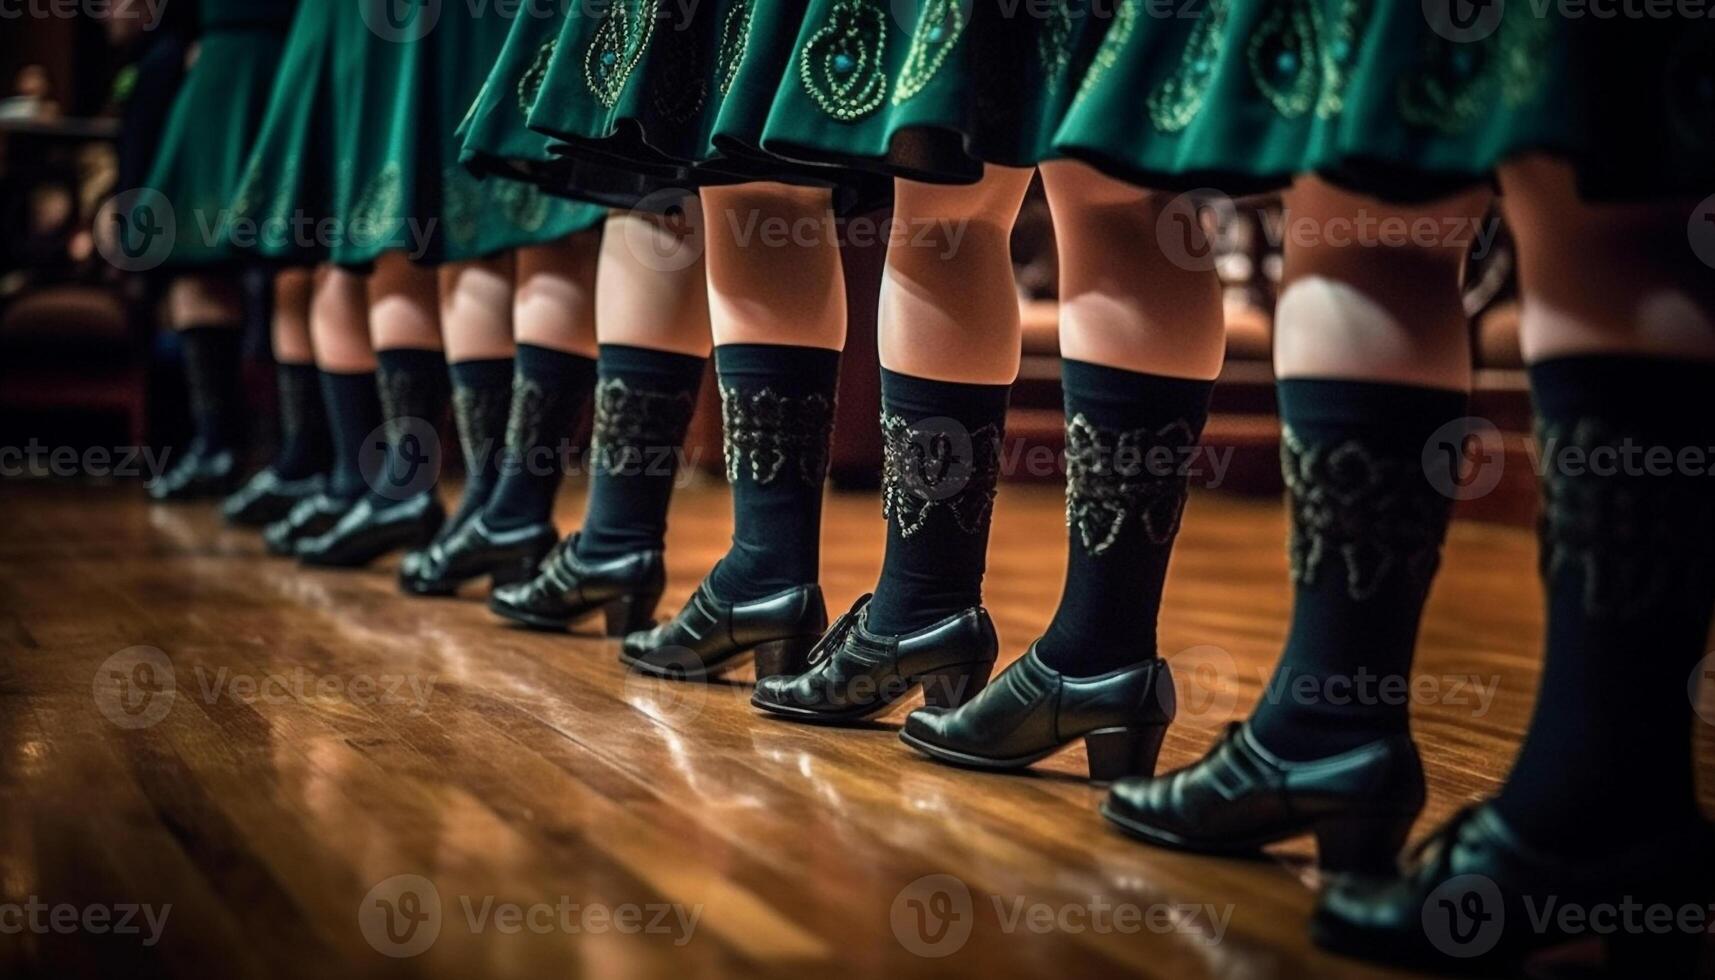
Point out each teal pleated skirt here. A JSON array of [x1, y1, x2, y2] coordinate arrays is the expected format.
[[145, 14, 290, 268]]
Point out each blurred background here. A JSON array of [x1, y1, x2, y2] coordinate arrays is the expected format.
[[0, 19, 1536, 524]]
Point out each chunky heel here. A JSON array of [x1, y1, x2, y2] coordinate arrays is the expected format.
[[1084, 725, 1168, 783], [918, 661, 994, 710], [604, 591, 661, 638], [1313, 812, 1415, 876], [752, 635, 817, 681]]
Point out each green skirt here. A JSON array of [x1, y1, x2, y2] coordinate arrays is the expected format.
[[511, 0, 888, 210], [228, 0, 349, 265], [330, 4, 603, 267], [755, 0, 1118, 183], [456, 9, 639, 215], [1054, 1, 1714, 202], [145, 21, 289, 268]]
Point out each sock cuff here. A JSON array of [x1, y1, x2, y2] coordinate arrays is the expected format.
[[449, 357, 515, 389], [1061, 359, 1214, 425], [880, 367, 1011, 425], [1529, 355, 1715, 434], [716, 344, 841, 391], [1278, 378, 1467, 445], [598, 344, 707, 386], [375, 347, 446, 373], [516, 344, 597, 381]]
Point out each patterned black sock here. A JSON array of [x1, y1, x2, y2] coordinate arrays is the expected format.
[[318, 370, 383, 501], [1249, 379, 1465, 761], [573, 344, 705, 562], [707, 344, 840, 601], [447, 357, 514, 526], [179, 325, 243, 453], [367, 348, 450, 506], [271, 362, 331, 480], [864, 368, 1009, 637], [1036, 361, 1213, 677], [484, 344, 598, 531], [1495, 357, 1715, 850]]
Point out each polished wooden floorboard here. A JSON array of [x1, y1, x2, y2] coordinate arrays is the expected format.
[[1, 478, 1709, 979]]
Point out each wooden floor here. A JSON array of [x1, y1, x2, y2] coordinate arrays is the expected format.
[[2, 477, 1710, 979]]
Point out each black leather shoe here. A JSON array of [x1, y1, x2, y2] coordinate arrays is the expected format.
[[1314, 804, 1715, 975], [263, 493, 356, 556], [901, 644, 1174, 782], [751, 596, 997, 725], [399, 516, 557, 597], [620, 580, 827, 681], [1103, 722, 1424, 875], [147, 444, 238, 502], [488, 534, 664, 634], [297, 492, 444, 568], [223, 470, 325, 526]]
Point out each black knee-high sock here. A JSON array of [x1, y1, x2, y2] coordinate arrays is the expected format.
[[573, 344, 705, 561], [179, 325, 244, 453], [484, 344, 598, 530], [1036, 361, 1213, 676], [1495, 357, 1715, 850], [319, 370, 383, 500], [271, 362, 331, 480], [447, 357, 514, 523], [1249, 379, 1465, 760], [706, 344, 840, 601], [864, 368, 1009, 636], [368, 348, 450, 504]]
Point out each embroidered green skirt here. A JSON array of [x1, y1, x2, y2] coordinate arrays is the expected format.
[[1055, 1, 1715, 202], [329, 4, 604, 268], [456, 7, 652, 213], [753, 0, 1122, 184], [143, 0, 293, 268], [228, 0, 350, 266]]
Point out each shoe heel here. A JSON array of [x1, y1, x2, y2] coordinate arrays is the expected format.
[[604, 591, 661, 638], [1084, 725, 1168, 783], [918, 661, 994, 710], [752, 636, 817, 681], [1312, 812, 1414, 876]]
